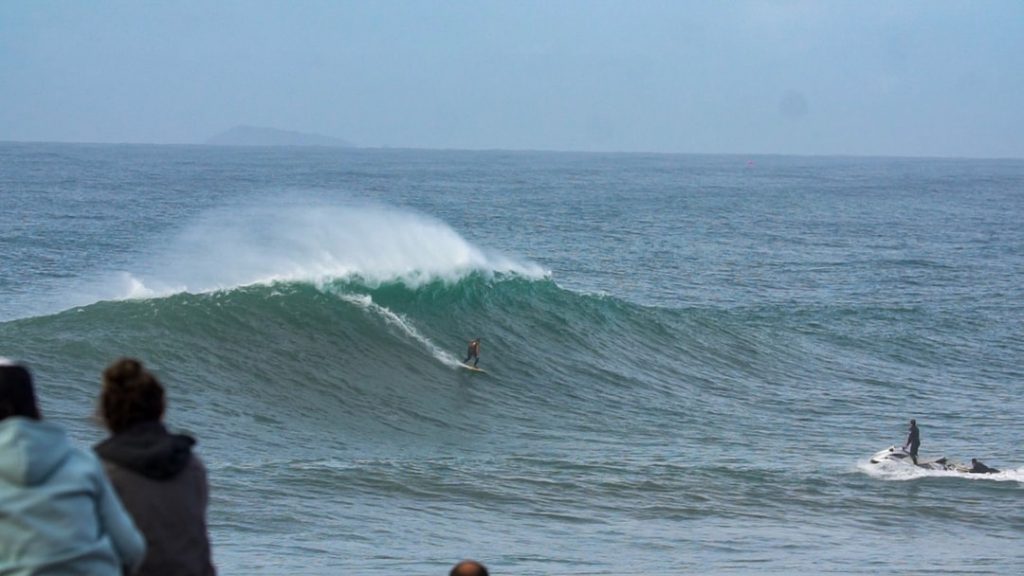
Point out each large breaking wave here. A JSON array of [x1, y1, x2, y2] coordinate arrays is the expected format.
[[113, 202, 548, 299]]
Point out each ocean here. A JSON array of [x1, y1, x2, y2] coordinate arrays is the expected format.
[[1, 142, 1022, 574]]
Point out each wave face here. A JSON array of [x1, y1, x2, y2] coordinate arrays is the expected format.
[[5, 274, 708, 453], [2, 144, 1023, 574]]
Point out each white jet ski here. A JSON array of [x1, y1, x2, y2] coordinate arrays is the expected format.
[[868, 445, 970, 472]]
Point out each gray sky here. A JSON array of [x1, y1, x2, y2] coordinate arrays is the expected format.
[[2, 0, 1022, 157]]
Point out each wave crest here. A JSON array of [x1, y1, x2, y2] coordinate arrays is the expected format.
[[113, 203, 547, 300]]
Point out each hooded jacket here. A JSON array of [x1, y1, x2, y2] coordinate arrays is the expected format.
[[0, 417, 146, 576], [95, 421, 215, 576]]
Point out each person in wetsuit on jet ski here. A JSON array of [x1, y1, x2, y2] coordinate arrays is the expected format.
[[903, 419, 921, 465], [969, 458, 1000, 474]]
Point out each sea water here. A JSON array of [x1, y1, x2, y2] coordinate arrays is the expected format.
[[1, 143, 1022, 574]]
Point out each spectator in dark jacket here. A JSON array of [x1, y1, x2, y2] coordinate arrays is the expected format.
[[95, 358, 216, 576]]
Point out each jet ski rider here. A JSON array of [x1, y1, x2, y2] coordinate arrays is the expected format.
[[903, 419, 921, 465]]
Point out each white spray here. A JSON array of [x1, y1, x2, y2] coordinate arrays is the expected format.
[[115, 201, 546, 299]]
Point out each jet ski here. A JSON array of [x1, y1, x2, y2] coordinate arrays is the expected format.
[[868, 446, 1005, 474], [868, 445, 969, 472]]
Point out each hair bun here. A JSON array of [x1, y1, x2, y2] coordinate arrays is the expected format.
[[100, 358, 165, 433], [103, 358, 145, 387]]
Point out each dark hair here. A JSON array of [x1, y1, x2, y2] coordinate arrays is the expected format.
[[449, 560, 489, 576], [0, 362, 41, 421], [100, 358, 165, 433]]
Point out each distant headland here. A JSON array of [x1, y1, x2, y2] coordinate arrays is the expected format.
[[205, 125, 353, 147]]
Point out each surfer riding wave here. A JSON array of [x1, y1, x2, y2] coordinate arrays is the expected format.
[[463, 338, 481, 368]]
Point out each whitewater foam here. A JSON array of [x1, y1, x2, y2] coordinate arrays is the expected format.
[[858, 459, 1024, 483], [335, 292, 464, 368]]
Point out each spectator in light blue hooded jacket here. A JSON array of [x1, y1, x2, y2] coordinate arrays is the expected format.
[[0, 360, 146, 575]]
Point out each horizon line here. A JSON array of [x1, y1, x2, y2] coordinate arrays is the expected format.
[[1, 138, 1021, 163]]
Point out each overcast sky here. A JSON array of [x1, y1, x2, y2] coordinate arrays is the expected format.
[[2, 1, 1022, 157]]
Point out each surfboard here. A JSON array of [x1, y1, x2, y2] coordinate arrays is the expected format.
[[460, 363, 487, 373]]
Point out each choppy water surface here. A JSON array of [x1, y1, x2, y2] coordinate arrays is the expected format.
[[2, 143, 1023, 574]]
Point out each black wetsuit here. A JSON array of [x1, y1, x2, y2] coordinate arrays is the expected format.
[[906, 425, 920, 464], [970, 460, 999, 474]]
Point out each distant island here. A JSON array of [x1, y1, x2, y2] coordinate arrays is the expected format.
[[205, 125, 353, 147]]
